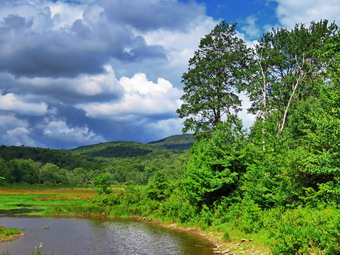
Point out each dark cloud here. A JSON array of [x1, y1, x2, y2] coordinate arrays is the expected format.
[[0, 69, 124, 105], [0, 10, 166, 78], [101, 0, 205, 31], [3, 14, 33, 30]]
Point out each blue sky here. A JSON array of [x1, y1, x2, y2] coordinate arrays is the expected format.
[[0, 0, 339, 149]]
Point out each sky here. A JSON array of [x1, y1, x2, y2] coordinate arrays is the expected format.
[[0, 0, 339, 149]]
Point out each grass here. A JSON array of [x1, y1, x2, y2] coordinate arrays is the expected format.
[[0, 226, 21, 237], [0, 185, 96, 215], [0, 184, 125, 215]]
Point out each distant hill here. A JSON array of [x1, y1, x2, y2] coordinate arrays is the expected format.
[[71, 134, 194, 158], [148, 134, 194, 151], [0, 145, 101, 170], [0, 134, 193, 184], [70, 141, 156, 158]]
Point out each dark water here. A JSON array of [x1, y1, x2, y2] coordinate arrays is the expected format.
[[0, 217, 214, 255]]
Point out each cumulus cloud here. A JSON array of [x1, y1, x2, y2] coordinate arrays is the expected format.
[[0, 1, 167, 78], [241, 16, 261, 38], [0, 113, 40, 147], [43, 119, 105, 145], [275, 0, 340, 28], [77, 73, 182, 122], [0, 93, 48, 116], [10, 65, 124, 104]]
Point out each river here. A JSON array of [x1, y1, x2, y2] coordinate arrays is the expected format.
[[0, 216, 215, 255]]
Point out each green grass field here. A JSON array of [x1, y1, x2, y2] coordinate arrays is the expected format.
[[0, 185, 97, 215], [0, 185, 125, 216]]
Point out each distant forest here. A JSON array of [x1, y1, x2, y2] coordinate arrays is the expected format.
[[0, 134, 193, 185]]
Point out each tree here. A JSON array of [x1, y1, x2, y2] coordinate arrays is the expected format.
[[177, 21, 249, 135], [94, 173, 113, 194], [40, 163, 66, 184], [246, 20, 338, 136], [183, 120, 246, 207]]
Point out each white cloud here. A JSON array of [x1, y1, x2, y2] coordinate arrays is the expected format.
[[0, 93, 48, 116], [238, 93, 256, 130], [275, 0, 340, 28], [241, 16, 261, 38], [16, 65, 123, 102], [133, 16, 217, 84], [43, 119, 105, 144], [146, 118, 183, 140], [48, 1, 85, 30], [77, 73, 182, 122], [4, 126, 39, 147]]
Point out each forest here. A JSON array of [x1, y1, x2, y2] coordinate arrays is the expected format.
[[1, 20, 339, 254], [0, 135, 192, 185]]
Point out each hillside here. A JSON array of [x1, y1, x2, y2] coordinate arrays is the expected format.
[[0, 134, 192, 185], [148, 134, 194, 150], [0, 145, 101, 170], [70, 134, 193, 158]]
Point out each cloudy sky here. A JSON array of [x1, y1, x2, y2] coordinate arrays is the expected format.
[[0, 0, 339, 149]]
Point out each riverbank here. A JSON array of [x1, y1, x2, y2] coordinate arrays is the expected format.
[[133, 216, 270, 255], [45, 212, 270, 255], [0, 185, 270, 254]]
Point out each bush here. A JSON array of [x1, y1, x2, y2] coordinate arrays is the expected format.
[[267, 206, 340, 254], [215, 198, 263, 234]]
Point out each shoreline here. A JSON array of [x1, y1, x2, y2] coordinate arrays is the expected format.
[[0, 213, 269, 254], [50, 213, 269, 254], [0, 233, 25, 243]]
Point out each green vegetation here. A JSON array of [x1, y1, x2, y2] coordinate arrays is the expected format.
[[148, 134, 194, 150], [0, 136, 189, 186], [0, 226, 21, 239], [0, 185, 97, 215]]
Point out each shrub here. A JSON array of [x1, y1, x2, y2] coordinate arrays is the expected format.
[[267, 206, 339, 254]]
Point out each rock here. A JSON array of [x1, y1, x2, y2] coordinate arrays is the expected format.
[[241, 238, 253, 242]]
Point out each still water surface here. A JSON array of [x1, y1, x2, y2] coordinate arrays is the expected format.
[[0, 217, 214, 255]]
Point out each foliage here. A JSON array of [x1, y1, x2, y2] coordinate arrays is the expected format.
[[266, 206, 339, 254], [177, 21, 249, 135], [0, 135, 190, 186], [246, 20, 338, 135], [148, 134, 194, 150], [93, 173, 113, 194], [183, 120, 246, 208], [0, 226, 20, 236]]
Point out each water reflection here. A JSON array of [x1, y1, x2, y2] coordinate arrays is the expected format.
[[0, 217, 214, 255]]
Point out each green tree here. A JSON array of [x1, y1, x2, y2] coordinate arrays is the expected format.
[[94, 173, 113, 194], [40, 163, 66, 184], [183, 120, 246, 208], [177, 21, 249, 135], [246, 20, 338, 136]]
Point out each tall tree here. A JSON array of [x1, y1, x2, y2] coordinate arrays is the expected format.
[[246, 20, 338, 136], [177, 21, 249, 136]]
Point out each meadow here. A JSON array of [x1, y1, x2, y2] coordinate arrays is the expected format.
[[0, 185, 98, 215]]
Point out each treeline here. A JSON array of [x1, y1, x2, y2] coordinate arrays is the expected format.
[[0, 141, 188, 185], [93, 20, 339, 254], [0, 145, 100, 170]]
